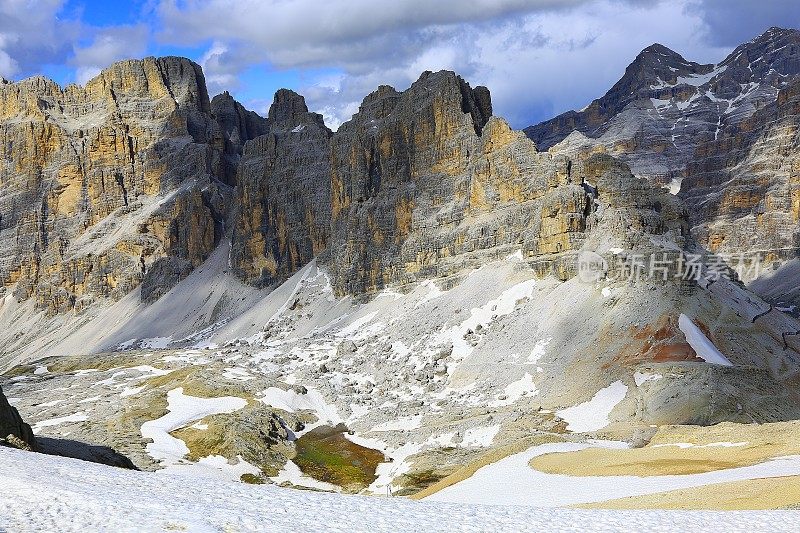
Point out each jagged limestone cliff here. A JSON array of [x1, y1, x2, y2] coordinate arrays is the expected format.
[[230, 90, 331, 287], [0, 57, 242, 312], [0, 60, 691, 315], [681, 76, 800, 263], [324, 71, 685, 295]]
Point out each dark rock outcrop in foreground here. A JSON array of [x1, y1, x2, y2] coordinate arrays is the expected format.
[[0, 385, 37, 451]]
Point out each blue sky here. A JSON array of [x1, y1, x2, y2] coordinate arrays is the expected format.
[[1, 0, 798, 129]]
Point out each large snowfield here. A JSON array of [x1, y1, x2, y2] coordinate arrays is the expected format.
[[426, 442, 800, 507], [1, 447, 798, 532]]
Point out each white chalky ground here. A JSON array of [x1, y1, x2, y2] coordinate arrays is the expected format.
[[1, 446, 798, 533]]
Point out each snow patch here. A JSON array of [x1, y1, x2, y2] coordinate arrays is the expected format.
[[3, 446, 800, 530], [445, 279, 537, 367], [371, 415, 423, 432], [491, 373, 538, 407], [634, 371, 663, 386], [335, 311, 379, 338], [119, 385, 146, 398], [32, 413, 88, 434], [140, 336, 173, 350], [678, 314, 733, 366], [506, 249, 524, 262], [140, 388, 247, 466], [527, 338, 550, 364], [426, 439, 800, 508], [461, 425, 500, 447], [37, 399, 64, 408], [668, 177, 683, 195], [258, 386, 342, 433], [222, 367, 253, 381], [556, 381, 628, 433], [676, 65, 726, 87], [425, 432, 456, 447]]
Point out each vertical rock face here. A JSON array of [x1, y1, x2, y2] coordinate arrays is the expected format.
[[680, 77, 800, 260], [325, 71, 684, 295], [0, 57, 690, 315], [327, 71, 546, 295], [230, 90, 332, 287], [0, 57, 237, 311], [210, 91, 270, 185]]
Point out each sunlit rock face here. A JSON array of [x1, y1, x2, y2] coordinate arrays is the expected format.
[[0, 60, 689, 314], [324, 70, 685, 296], [0, 57, 246, 312]]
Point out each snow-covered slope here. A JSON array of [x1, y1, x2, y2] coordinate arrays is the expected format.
[[1, 446, 798, 533]]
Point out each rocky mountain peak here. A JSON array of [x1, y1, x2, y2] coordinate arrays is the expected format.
[[408, 70, 493, 134], [210, 91, 270, 185], [719, 26, 800, 83], [356, 84, 402, 122], [524, 26, 800, 278], [268, 89, 310, 123], [745, 26, 799, 48], [85, 56, 212, 115], [526, 26, 800, 158], [265, 88, 327, 132], [635, 43, 693, 67], [211, 91, 269, 149], [523, 43, 712, 150], [613, 43, 712, 98]]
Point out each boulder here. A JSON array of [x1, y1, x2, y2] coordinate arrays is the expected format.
[[0, 385, 37, 451]]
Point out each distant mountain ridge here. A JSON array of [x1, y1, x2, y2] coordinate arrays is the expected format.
[[525, 27, 800, 277], [525, 27, 800, 184]]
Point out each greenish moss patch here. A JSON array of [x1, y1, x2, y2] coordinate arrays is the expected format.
[[240, 473, 266, 484], [294, 424, 385, 492], [1, 364, 35, 378]]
